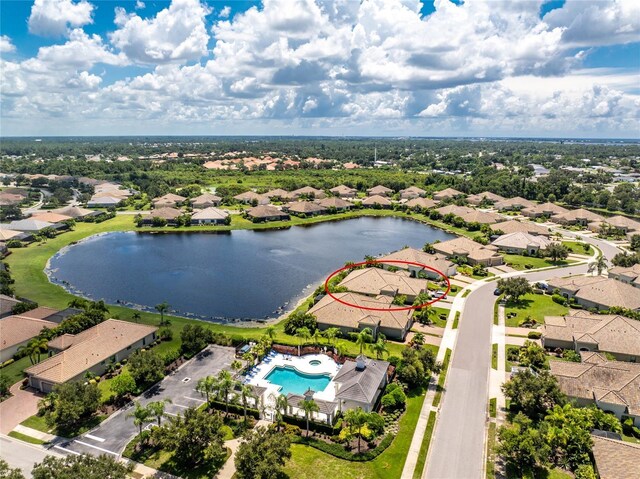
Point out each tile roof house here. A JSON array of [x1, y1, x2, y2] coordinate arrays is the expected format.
[[233, 191, 270, 205], [0, 193, 24, 206], [608, 264, 640, 288], [405, 197, 438, 210], [436, 204, 504, 225], [591, 435, 640, 479], [377, 247, 457, 278], [548, 276, 640, 311], [491, 232, 556, 254], [329, 185, 357, 198], [521, 202, 569, 218], [0, 229, 21, 241], [142, 207, 183, 225], [290, 186, 327, 199], [25, 319, 158, 393], [87, 195, 123, 207], [30, 212, 73, 224], [51, 205, 100, 219], [264, 188, 293, 200], [542, 311, 640, 361], [549, 352, 640, 427], [588, 215, 640, 234], [399, 186, 426, 200], [550, 208, 605, 226], [190, 207, 229, 225], [190, 193, 222, 208], [0, 315, 57, 362], [316, 197, 354, 211], [338, 268, 428, 302], [18, 307, 63, 320], [246, 205, 290, 222], [0, 294, 21, 318], [361, 195, 393, 208], [333, 355, 390, 412], [432, 237, 503, 266], [493, 196, 536, 211], [2, 219, 57, 232], [466, 191, 505, 206], [285, 201, 328, 216], [432, 187, 465, 201], [308, 292, 413, 341], [489, 219, 550, 236], [152, 193, 187, 208], [366, 185, 393, 196]]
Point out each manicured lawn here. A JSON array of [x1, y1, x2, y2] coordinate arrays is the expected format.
[[283, 388, 427, 479], [412, 411, 436, 479], [504, 293, 568, 327], [485, 421, 496, 479], [452, 311, 460, 329], [506, 346, 520, 372], [432, 349, 451, 408], [8, 431, 46, 445], [20, 413, 106, 438], [0, 356, 32, 385], [491, 344, 498, 369], [20, 414, 51, 433], [489, 398, 497, 418], [503, 254, 576, 271], [561, 241, 592, 255]]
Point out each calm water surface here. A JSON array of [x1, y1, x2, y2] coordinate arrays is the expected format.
[[47, 217, 454, 322]]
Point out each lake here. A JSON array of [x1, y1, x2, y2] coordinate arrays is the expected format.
[[47, 217, 455, 322]]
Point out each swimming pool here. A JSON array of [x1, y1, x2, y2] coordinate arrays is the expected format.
[[264, 366, 332, 396]]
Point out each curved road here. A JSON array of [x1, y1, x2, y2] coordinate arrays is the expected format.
[[424, 235, 621, 479]]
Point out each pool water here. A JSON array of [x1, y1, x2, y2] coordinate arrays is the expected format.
[[264, 366, 332, 396]]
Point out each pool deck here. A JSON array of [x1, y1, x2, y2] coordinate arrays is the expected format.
[[245, 352, 341, 403]]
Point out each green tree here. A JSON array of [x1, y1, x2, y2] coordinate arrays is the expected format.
[[109, 371, 136, 401], [147, 398, 172, 426], [127, 402, 152, 436], [180, 324, 213, 357], [369, 334, 389, 359], [323, 327, 340, 347], [502, 370, 566, 422], [518, 340, 547, 371], [196, 375, 217, 403], [496, 413, 550, 476], [154, 301, 170, 326], [264, 325, 276, 340], [588, 254, 608, 276], [238, 384, 255, 423], [355, 327, 373, 355], [343, 407, 369, 453], [574, 465, 597, 479], [295, 327, 311, 356], [0, 375, 11, 399], [128, 350, 165, 386], [546, 243, 569, 262], [216, 370, 235, 416], [273, 394, 289, 430], [300, 398, 319, 437], [0, 459, 25, 479], [235, 426, 292, 479], [497, 277, 533, 303], [283, 311, 317, 335], [47, 382, 100, 432], [31, 454, 132, 479]]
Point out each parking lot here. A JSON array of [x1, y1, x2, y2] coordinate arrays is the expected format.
[[54, 345, 236, 457]]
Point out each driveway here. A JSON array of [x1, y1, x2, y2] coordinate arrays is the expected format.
[[56, 345, 235, 457], [0, 382, 44, 434], [424, 235, 620, 479]]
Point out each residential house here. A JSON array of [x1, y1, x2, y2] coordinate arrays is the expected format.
[[0, 294, 21, 318], [152, 193, 187, 208], [377, 247, 457, 278], [549, 352, 640, 427], [591, 435, 640, 479], [361, 195, 392, 208], [329, 185, 357, 198], [246, 205, 290, 222], [285, 201, 327, 216], [0, 193, 24, 206], [308, 292, 413, 341], [190, 207, 229, 225], [547, 276, 640, 311], [286, 390, 338, 424], [333, 355, 390, 412], [521, 202, 569, 218], [190, 193, 222, 209], [432, 187, 465, 201], [550, 208, 605, 226], [543, 311, 640, 362], [436, 204, 504, 225], [466, 191, 505, 206], [489, 219, 550, 237], [0, 229, 21, 242], [405, 197, 438, 210], [2, 219, 59, 233], [588, 215, 640, 235], [491, 232, 556, 254], [338, 268, 428, 302], [290, 186, 326, 199], [264, 189, 292, 201], [432, 237, 504, 266], [608, 264, 640, 288], [316, 197, 354, 212], [233, 191, 270, 205], [30, 212, 73, 224], [366, 185, 393, 197], [0, 315, 57, 362], [141, 207, 183, 226], [493, 196, 536, 211], [399, 186, 426, 200], [51, 205, 101, 219], [87, 195, 122, 208], [25, 319, 158, 393]]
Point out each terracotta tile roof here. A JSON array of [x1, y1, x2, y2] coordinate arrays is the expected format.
[[290, 186, 326, 199], [286, 201, 327, 214], [591, 435, 640, 479], [190, 193, 221, 206], [233, 191, 269, 204], [405, 197, 438, 209], [366, 185, 393, 196], [0, 315, 57, 350], [433, 237, 501, 263], [152, 193, 186, 204], [378, 248, 455, 275], [436, 205, 503, 224], [494, 196, 536, 210], [51, 206, 96, 218], [467, 191, 505, 205], [490, 219, 550, 236], [575, 278, 640, 310], [149, 207, 183, 220], [18, 307, 60, 320], [316, 197, 353, 209], [362, 195, 392, 207], [30, 212, 73, 224], [264, 188, 292, 199], [522, 202, 569, 216], [338, 268, 427, 298], [190, 207, 228, 221], [433, 187, 465, 200], [551, 208, 605, 224], [0, 229, 21, 241], [25, 319, 157, 384], [399, 186, 426, 198], [329, 185, 357, 196], [491, 232, 556, 250], [592, 215, 640, 232], [246, 205, 289, 219]]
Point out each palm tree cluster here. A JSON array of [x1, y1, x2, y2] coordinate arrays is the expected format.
[[126, 398, 172, 436], [196, 369, 257, 423]]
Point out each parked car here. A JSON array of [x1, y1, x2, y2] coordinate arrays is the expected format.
[[534, 281, 548, 290], [493, 288, 502, 296]]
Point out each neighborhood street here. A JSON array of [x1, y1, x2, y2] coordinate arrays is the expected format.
[[0, 434, 62, 475], [424, 234, 621, 479]]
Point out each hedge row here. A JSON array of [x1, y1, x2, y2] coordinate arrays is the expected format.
[[291, 433, 394, 462], [282, 414, 336, 434], [207, 400, 260, 419]]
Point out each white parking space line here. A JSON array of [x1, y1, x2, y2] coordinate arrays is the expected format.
[[173, 403, 190, 409], [53, 445, 81, 456], [73, 440, 119, 456], [165, 412, 178, 416], [84, 434, 105, 442], [184, 396, 206, 403]]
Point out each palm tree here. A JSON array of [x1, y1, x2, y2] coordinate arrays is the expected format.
[[311, 328, 323, 346], [18, 341, 38, 365], [274, 394, 288, 430], [216, 370, 234, 416], [335, 343, 347, 358], [590, 255, 608, 276], [132, 312, 141, 323], [344, 407, 368, 453], [88, 300, 109, 314], [355, 328, 373, 355], [296, 327, 311, 356], [155, 301, 170, 326], [264, 325, 276, 341], [300, 398, 319, 437], [196, 375, 217, 404], [127, 402, 151, 436], [363, 255, 377, 267], [238, 384, 255, 423], [412, 332, 425, 347], [230, 360, 243, 376], [67, 298, 87, 309], [369, 335, 389, 359], [147, 399, 172, 426], [32, 337, 48, 363], [323, 327, 340, 348]]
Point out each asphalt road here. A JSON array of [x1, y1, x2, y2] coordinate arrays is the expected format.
[[424, 235, 620, 479], [57, 345, 235, 458], [0, 434, 62, 475]]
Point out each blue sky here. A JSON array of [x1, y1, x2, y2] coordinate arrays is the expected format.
[[0, 0, 639, 137]]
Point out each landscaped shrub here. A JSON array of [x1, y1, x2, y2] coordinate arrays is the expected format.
[[552, 294, 568, 306], [291, 433, 394, 461], [208, 400, 260, 419], [527, 331, 542, 340]]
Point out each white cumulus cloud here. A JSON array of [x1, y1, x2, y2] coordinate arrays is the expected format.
[[0, 35, 16, 53], [28, 0, 94, 37]]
